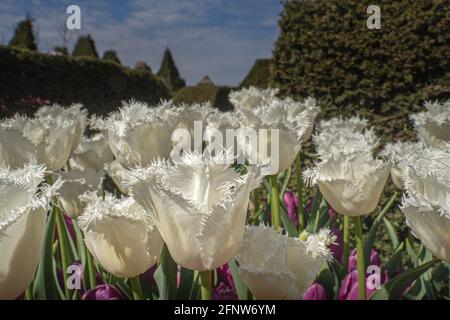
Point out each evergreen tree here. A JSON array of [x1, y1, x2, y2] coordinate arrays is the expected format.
[[103, 50, 121, 64], [9, 17, 37, 51], [72, 35, 99, 58], [157, 48, 186, 92]]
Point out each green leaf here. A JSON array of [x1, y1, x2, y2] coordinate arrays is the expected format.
[[280, 204, 298, 237], [384, 242, 404, 277], [229, 259, 249, 300], [154, 245, 178, 300], [383, 217, 399, 249], [33, 210, 59, 300], [278, 168, 291, 200], [364, 192, 397, 266], [370, 259, 437, 300], [177, 267, 197, 299]]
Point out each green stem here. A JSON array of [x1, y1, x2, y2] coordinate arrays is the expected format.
[[130, 276, 144, 300], [295, 153, 304, 232], [269, 175, 281, 230], [353, 216, 366, 300], [55, 207, 71, 299], [86, 250, 97, 290], [199, 270, 212, 300], [253, 188, 260, 217], [343, 216, 351, 273]]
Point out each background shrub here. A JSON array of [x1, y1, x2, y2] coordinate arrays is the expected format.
[[103, 50, 121, 64], [0, 46, 170, 117], [273, 0, 450, 114], [157, 48, 186, 92], [174, 83, 234, 111], [9, 17, 37, 51]]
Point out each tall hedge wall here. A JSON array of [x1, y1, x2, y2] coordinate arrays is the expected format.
[[273, 0, 450, 114], [0, 46, 170, 117], [174, 84, 234, 111]]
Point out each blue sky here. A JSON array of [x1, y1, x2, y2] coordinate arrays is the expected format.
[[0, 0, 283, 85]]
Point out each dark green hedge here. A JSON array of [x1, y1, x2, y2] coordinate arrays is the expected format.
[[273, 0, 450, 114], [174, 84, 234, 111], [0, 46, 170, 117], [240, 59, 273, 89]]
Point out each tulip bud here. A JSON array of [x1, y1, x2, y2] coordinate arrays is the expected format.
[[347, 248, 381, 272], [283, 191, 298, 227], [338, 269, 388, 300], [303, 283, 327, 300], [82, 284, 124, 300]]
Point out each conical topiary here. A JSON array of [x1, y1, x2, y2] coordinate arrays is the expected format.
[[157, 48, 186, 92], [103, 50, 121, 64], [9, 17, 37, 51], [72, 35, 99, 58]]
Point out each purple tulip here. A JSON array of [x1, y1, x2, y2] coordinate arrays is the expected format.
[[338, 269, 388, 300], [303, 283, 327, 300], [348, 248, 381, 272], [304, 197, 313, 213], [213, 264, 238, 300], [328, 206, 337, 219], [283, 191, 298, 227], [330, 228, 344, 264], [82, 284, 125, 300], [141, 264, 157, 286]]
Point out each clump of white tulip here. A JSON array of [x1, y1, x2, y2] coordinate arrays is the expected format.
[[410, 100, 450, 148], [400, 144, 450, 263], [235, 225, 334, 300], [0, 104, 87, 170], [78, 192, 164, 278], [0, 163, 57, 299], [128, 150, 261, 271]]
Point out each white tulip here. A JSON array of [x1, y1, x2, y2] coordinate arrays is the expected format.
[[35, 103, 87, 152], [57, 168, 104, 219], [380, 141, 418, 190], [97, 100, 181, 168], [304, 133, 391, 216], [78, 193, 163, 278], [229, 87, 279, 110], [235, 225, 333, 300], [128, 150, 261, 271], [410, 100, 450, 148], [69, 133, 114, 172], [105, 160, 131, 194], [400, 145, 450, 262], [0, 105, 85, 171], [0, 115, 35, 169], [0, 164, 54, 299], [313, 116, 378, 160], [237, 99, 315, 175]]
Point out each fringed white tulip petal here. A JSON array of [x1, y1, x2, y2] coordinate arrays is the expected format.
[[70, 133, 113, 172], [410, 100, 450, 148], [0, 164, 52, 299], [57, 168, 104, 219], [229, 87, 279, 110], [402, 205, 450, 262], [0, 116, 35, 169], [78, 193, 163, 278], [105, 161, 130, 194]]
